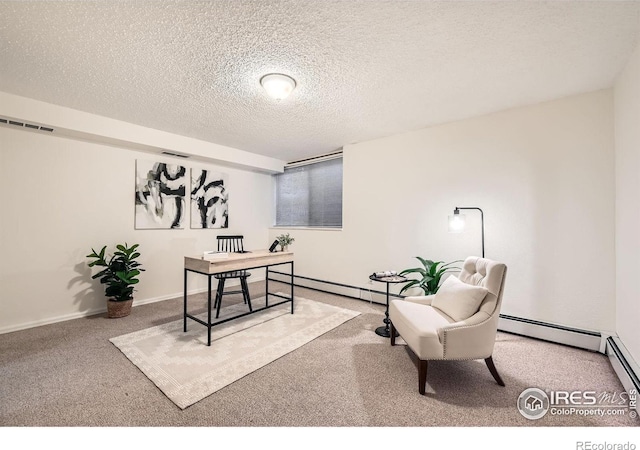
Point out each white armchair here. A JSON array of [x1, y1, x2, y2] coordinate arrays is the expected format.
[[389, 256, 507, 394]]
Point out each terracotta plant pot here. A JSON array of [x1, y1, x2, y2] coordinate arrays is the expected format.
[[107, 299, 133, 318]]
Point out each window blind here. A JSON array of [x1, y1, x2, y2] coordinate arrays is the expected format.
[[275, 157, 343, 227]]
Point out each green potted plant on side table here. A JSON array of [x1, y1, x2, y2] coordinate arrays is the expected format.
[[399, 257, 462, 295], [275, 233, 295, 252], [87, 243, 145, 318]]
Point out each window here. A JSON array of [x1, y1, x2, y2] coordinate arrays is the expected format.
[[275, 156, 343, 227]]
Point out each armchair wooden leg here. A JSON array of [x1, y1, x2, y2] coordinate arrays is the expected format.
[[485, 356, 505, 387], [418, 360, 428, 395], [390, 322, 396, 346]]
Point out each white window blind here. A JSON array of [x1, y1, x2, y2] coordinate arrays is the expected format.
[[275, 157, 343, 227]]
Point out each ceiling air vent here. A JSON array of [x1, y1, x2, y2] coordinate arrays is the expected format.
[[161, 151, 189, 158], [0, 116, 55, 133], [286, 150, 343, 168]]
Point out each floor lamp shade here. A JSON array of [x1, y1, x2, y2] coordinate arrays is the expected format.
[[449, 206, 485, 258], [448, 212, 466, 232]]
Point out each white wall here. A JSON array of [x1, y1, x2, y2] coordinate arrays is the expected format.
[[272, 90, 615, 333], [0, 88, 622, 341], [0, 126, 274, 333], [614, 41, 640, 364]]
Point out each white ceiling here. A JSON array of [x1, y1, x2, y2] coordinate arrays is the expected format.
[[0, 1, 639, 162]]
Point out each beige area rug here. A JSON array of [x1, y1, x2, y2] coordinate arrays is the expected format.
[[110, 295, 360, 409]]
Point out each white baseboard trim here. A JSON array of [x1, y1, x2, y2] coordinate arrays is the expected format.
[[0, 275, 264, 335], [0, 287, 206, 335], [606, 337, 640, 410]]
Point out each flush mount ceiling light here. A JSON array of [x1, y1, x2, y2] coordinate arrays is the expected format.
[[260, 73, 296, 100]]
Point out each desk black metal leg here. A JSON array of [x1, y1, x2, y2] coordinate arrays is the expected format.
[[290, 261, 295, 314], [241, 277, 252, 312], [207, 276, 212, 347], [183, 269, 188, 332], [215, 279, 224, 319], [265, 266, 269, 307]]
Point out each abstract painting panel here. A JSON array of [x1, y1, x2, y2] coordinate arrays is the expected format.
[[135, 160, 187, 229], [191, 169, 228, 228]]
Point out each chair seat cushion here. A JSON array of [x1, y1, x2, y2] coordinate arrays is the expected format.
[[390, 299, 454, 359], [214, 270, 251, 279], [431, 275, 488, 322]]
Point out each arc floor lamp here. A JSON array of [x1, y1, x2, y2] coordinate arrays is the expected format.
[[448, 206, 485, 258]]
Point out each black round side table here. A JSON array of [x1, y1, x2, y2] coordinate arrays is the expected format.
[[369, 274, 407, 338]]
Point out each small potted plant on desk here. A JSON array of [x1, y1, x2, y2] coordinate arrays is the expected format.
[[275, 233, 295, 252], [86, 243, 145, 318]]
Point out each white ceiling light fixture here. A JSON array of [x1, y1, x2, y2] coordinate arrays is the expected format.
[[260, 73, 297, 100]]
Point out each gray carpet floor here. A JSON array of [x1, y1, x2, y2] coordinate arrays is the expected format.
[[1, 281, 637, 428]]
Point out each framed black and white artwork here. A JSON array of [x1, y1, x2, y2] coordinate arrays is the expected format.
[[190, 169, 229, 229], [135, 160, 187, 229]]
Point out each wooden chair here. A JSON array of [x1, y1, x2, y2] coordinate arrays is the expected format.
[[213, 235, 252, 318]]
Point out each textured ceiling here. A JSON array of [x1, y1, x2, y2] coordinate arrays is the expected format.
[[0, 1, 639, 162]]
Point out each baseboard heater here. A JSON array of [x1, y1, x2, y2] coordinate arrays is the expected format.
[[270, 271, 604, 351], [606, 337, 640, 404], [268, 270, 399, 307], [497, 314, 602, 352]]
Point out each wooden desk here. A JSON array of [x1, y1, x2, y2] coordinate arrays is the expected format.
[[183, 249, 294, 346]]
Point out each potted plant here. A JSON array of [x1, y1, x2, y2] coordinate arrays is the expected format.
[[399, 257, 462, 295], [275, 233, 295, 252], [86, 243, 145, 318]]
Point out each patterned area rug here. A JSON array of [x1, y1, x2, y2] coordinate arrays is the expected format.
[[110, 296, 360, 409]]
